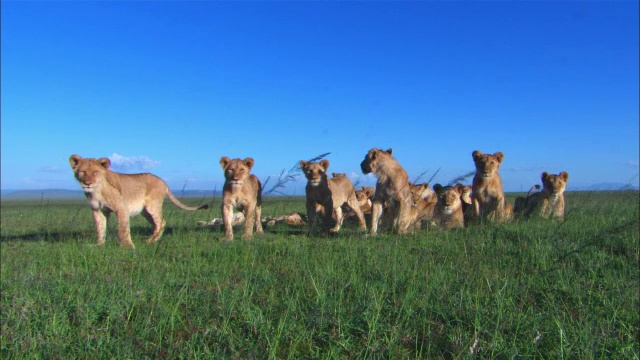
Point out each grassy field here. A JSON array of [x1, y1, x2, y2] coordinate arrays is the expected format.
[[1, 191, 638, 359]]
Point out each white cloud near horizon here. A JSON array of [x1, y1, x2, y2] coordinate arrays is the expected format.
[[39, 165, 65, 174], [109, 153, 160, 171], [626, 161, 639, 168]]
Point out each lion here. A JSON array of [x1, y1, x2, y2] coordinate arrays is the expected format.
[[263, 211, 308, 228], [197, 212, 245, 227], [69, 154, 208, 248], [515, 172, 569, 220], [409, 182, 437, 229], [433, 183, 465, 229], [300, 159, 367, 234], [220, 156, 264, 241], [471, 150, 513, 223], [360, 148, 413, 235]]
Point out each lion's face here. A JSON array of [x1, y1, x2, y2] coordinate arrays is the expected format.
[[355, 186, 375, 205], [410, 183, 435, 204], [434, 184, 463, 214], [360, 148, 392, 174], [300, 160, 329, 187], [220, 156, 255, 189], [472, 151, 504, 179], [542, 172, 568, 195], [69, 155, 110, 193]]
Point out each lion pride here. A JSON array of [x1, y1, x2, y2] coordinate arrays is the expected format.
[[69, 154, 208, 248], [300, 159, 367, 234], [220, 156, 264, 241], [360, 148, 413, 235], [471, 150, 513, 223]]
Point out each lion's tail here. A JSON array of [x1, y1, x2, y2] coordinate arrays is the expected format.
[[526, 184, 541, 198], [165, 190, 209, 211]]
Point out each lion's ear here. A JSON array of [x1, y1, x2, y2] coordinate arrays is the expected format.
[[472, 150, 482, 160], [559, 172, 569, 181], [454, 184, 464, 195], [299, 160, 308, 170], [98, 158, 111, 169], [494, 152, 504, 163], [385, 148, 393, 155], [541, 172, 549, 181], [69, 155, 82, 169], [243, 157, 255, 171], [220, 156, 231, 170], [320, 159, 329, 171]]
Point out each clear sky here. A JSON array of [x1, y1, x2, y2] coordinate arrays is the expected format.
[[2, 0, 638, 194]]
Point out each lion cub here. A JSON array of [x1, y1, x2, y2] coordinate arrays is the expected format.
[[69, 155, 208, 248], [433, 184, 465, 229], [220, 156, 264, 241], [471, 150, 513, 223], [515, 171, 569, 220], [360, 148, 413, 235], [300, 160, 367, 235]]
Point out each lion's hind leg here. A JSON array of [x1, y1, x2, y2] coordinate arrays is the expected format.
[[346, 196, 367, 232], [142, 207, 166, 244]]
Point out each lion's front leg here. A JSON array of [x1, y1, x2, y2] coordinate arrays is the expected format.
[[222, 202, 235, 241], [115, 211, 135, 248], [254, 204, 264, 235], [330, 206, 343, 234], [395, 197, 413, 234], [306, 201, 318, 235], [93, 209, 109, 246], [370, 200, 384, 236], [243, 204, 256, 240]]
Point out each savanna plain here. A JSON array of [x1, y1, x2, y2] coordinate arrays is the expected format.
[[1, 191, 638, 359]]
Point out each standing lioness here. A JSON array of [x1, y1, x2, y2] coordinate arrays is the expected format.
[[360, 148, 413, 235], [220, 156, 264, 241], [69, 154, 208, 248]]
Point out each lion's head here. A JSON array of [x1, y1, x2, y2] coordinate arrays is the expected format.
[[434, 183, 464, 214], [69, 155, 111, 193], [360, 148, 393, 174], [542, 171, 569, 195], [472, 150, 504, 179], [355, 186, 375, 206], [220, 156, 255, 189], [300, 159, 329, 187], [410, 183, 435, 204]]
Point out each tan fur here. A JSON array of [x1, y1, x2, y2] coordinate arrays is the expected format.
[[263, 211, 308, 228], [197, 212, 245, 227], [460, 184, 475, 226], [471, 150, 513, 223], [220, 156, 264, 241], [516, 172, 569, 220], [69, 154, 207, 248], [360, 148, 413, 235], [433, 184, 465, 229], [409, 183, 437, 229], [300, 160, 366, 234]]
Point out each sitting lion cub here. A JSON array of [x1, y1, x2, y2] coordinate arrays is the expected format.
[[471, 150, 513, 223], [360, 148, 413, 235], [409, 182, 437, 230], [69, 154, 208, 248], [220, 156, 264, 241], [300, 159, 367, 234], [433, 184, 465, 229], [515, 171, 569, 220]]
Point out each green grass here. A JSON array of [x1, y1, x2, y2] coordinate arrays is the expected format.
[[1, 191, 638, 359]]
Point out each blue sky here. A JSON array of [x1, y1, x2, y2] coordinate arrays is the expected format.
[[2, 1, 638, 194]]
